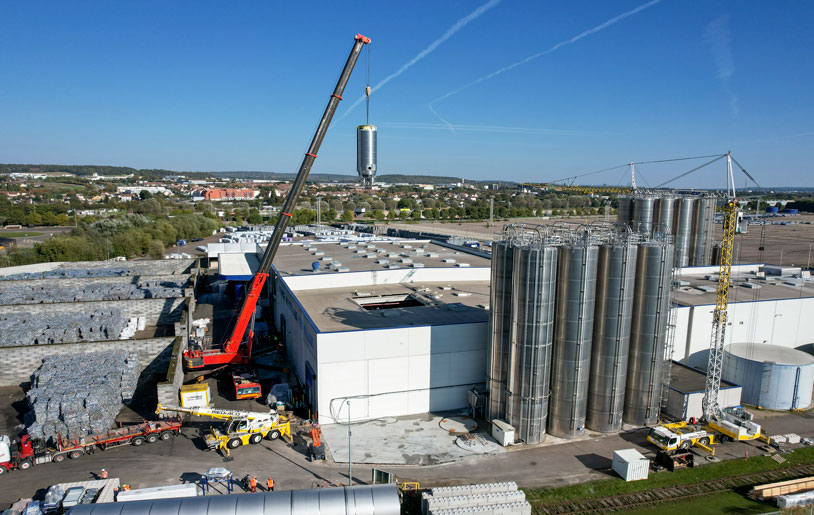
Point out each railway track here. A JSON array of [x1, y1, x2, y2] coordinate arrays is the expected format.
[[533, 463, 814, 514]]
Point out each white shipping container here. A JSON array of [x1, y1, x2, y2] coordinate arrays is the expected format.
[[612, 449, 649, 482], [116, 483, 198, 502], [491, 419, 515, 447]]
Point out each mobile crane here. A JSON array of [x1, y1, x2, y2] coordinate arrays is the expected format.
[[155, 404, 291, 451], [184, 33, 371, 370]]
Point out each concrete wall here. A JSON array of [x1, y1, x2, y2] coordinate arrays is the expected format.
[[274, 276, 319, 409], [672, 297, 814, 369], [0, 297, 187, 326], [0, 337, 175, 386], [316, 322, 488, 425], [156, 297, 194, 410]]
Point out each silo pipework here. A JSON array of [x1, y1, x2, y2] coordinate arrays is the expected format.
[[548, 243, 598, 438], [356, 124, 377, 187], [623, 240, 674, 426], [672, 196, 695, 267], [505, 245, 557, 444], [586, 242, 638, 432], [487, 241, 514, 421]]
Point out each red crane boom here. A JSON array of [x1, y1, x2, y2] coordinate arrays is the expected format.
[[185, 34, 371, 369]]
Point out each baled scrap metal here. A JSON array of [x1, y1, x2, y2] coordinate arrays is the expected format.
[[0, 278, 185, 304], [0, 309, 130, 347], [25, 350, 139, 443]]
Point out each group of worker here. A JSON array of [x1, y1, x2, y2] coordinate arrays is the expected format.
[[247, 475, 274, 493]]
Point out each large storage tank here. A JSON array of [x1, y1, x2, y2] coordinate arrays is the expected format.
[[586, 242, 637, 432], [672, 196, 695, 267], [617, 196, 634, 227], [624, 240, 673, 426], [505, 245, 557, 444], [487, 242, 514, 420], [633, 196, 656, 234], [356, 124, 377, 187], [653, 196, 675, 235], [549, 243, 598, 438], [689, 196, 715, 266], [723, 343, 814, 410]]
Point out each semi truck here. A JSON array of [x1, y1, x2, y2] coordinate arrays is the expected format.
[[0, 419, 182, 475]]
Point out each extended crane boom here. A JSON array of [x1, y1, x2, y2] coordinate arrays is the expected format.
[[184, 34, 371, 369], [155, 403, 278, 423]]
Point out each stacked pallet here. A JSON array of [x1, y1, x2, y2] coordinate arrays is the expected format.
[[24, 351, 139, 443]]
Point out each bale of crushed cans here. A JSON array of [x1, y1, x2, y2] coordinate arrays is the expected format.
[[24, 350, 139, 443], [0, 309, 130, 347], [0, 279, 186, 305]]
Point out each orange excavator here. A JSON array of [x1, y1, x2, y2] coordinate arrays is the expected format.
[[309, 423, 326, 461], [183, 33, 371, 370]]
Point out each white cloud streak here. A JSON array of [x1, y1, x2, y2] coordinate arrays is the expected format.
[[430, 0, 663, 106], [381, 122, 607, 136], [704, 14, 738, 117], [335, 0, 501, 122]]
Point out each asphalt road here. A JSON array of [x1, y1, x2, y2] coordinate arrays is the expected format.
[[3, 410, 811, 509]]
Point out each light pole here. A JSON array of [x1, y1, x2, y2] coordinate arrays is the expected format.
[[347, 400, 352, 486]]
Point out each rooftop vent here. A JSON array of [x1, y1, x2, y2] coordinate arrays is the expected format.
[[353, 293, 425, 311]]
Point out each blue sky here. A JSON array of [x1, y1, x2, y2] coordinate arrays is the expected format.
[[1, 1, 812, 188]]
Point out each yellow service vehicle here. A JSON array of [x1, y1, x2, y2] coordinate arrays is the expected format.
[[647, 421, 717, 453], [155, 404, 291, 451]]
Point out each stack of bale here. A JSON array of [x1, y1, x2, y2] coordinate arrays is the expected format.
[[24, 350, 139, 443], [0, 309, 130, 347], [0, 279, 185, 305], [0, 268, 132, 281]]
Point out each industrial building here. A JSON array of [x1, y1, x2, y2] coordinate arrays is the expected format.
[[266, 238, 491, 425]]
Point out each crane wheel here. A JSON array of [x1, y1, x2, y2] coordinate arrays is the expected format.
[[131, 437, 145, 446], [18, 459, 33, 470], [227, 438, 241, 449], [679, 442, 690, 450], [249, 433, 263, 444], [699, 437, 710, 446], [0, 466, 6, 475], [159, 431, 173, 441], [146, 434, 159, 444], [69, 450, 84, 459], [53, 453, 67, 463], [267, 430, 280, 441]]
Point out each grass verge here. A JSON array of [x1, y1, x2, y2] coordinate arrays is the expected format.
[[0, 231, 44, 237], [524, 446, 814, 505]]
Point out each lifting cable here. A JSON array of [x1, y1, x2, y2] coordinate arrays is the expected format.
[[365, 45, 371, 125], [655, 154, 727, 188]]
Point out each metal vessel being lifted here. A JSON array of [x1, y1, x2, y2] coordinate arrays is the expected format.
[[356, 124, 377, 187]]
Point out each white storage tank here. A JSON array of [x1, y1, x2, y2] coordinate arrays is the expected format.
[[612, 449, 649, 482], [722, 343, 814, 411]]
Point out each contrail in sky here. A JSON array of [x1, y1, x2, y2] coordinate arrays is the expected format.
[[430, 0, 662, 110], [382, 122, 608, 136], [704, 14, 738, 117], [336, 0, 501, 121]]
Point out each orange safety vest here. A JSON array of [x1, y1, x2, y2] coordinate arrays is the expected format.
[[267, 478, 274, 489], [250, 477, 257, 488]]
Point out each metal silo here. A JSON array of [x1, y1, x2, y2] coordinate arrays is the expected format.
[[548, 243, 598, 438], [356, 124, 377, 187], [633, 196, 656, 234], [672, 196, 695, 267], [689, 196, 715, 266], [723, 343, 814, 411], [654, 196, 675, 236], [487, 241, 514, 421], [586, 242, 637, 432], [617, 195, 634, 227], [505, 245, 557, 444], [623, 240, 674, 426]]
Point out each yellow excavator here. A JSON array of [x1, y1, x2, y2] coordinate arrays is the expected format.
[[155, 404, 291, 451]]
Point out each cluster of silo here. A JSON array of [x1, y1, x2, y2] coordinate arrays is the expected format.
[[617, 193, 715, 267], [487, 223, 674, 443]]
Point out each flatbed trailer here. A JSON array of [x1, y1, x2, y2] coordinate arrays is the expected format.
[[0, 418, 182, 474]]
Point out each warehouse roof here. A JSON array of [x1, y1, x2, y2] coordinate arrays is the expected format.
[[218, 252, 260, 281], [668, 361, 738, 394], [674, 268, 814, 306], [271, 239, 491, 276], [288, 280, 490, 332]]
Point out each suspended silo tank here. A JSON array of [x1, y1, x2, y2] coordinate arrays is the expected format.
[[617, 195, 634, 227], [633, 196, 656, 234], [653, 196, 676, 236], [722, 343, 814, 411], [357, 124, 377, 187]]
